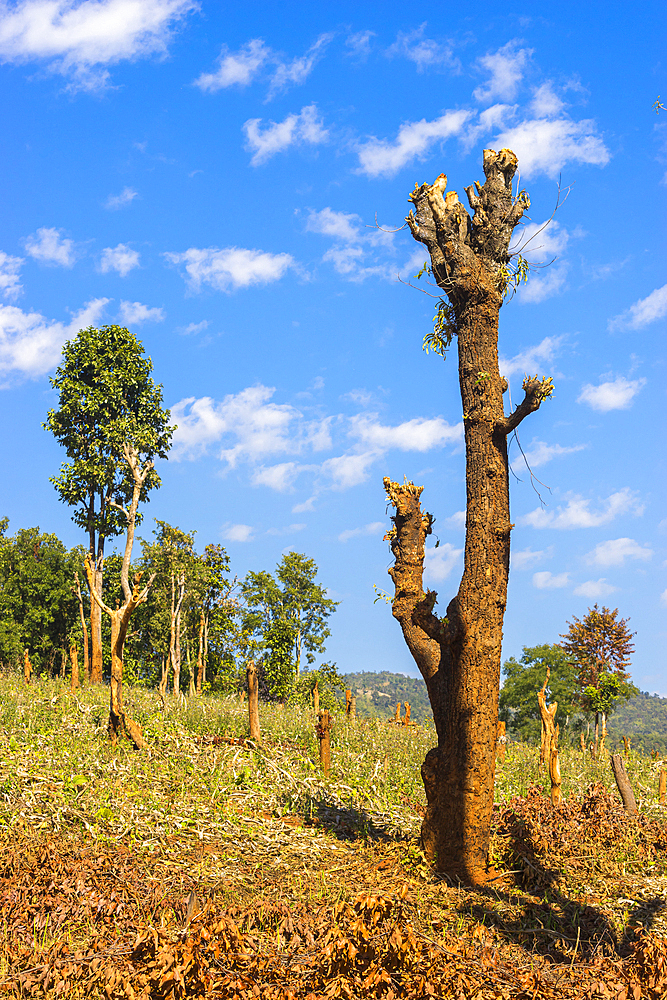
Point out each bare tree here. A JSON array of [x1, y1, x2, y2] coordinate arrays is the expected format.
[[383, 148, 553, 884]]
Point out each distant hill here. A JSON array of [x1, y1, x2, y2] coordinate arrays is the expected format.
[[340, 675, 667, 753], [341, 671, 432, 724], [607, 691, 667, 754]]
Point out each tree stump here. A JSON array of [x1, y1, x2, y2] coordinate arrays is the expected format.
[[247, 660, 260, 742], [313, 679, 319, 715], [345, 689, 352, 716], [349, 696, 356, 720], [394, 703, 401, 724], [659, 770, 666, 806], [23, 649, 32, 684], [317, 710, 331, 776], [611, 753, 637, 814], [537, 667, 561, 806], [403, 702, 411, 727], [70, 644, 79, 692]]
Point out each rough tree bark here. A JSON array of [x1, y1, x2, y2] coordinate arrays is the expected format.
[[70, 642, 79, 692], [196, 610, 205, 694], [169, 571, 186, 696], [86, 444, 156, 749], [73, 572, 90, 682], [537, 668, 562, 806], [383, 149, 553, 884], [23, 648, 32, 684], [247, 659, 261, 742]]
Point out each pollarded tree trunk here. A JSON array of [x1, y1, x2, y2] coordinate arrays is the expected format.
[[384, 149, 553, 885]]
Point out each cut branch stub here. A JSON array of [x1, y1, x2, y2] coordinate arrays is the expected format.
[[316, 710, 331, 776], [611, 753, 638, 815], [247, 660, 260, 742]]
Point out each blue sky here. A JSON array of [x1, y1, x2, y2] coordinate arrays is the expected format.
[[0, 1, 665, 691]]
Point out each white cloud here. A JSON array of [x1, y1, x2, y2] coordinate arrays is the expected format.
[[533, 571, 569, 589], [445, 510, 466, 529], [306, 207, 361, 243], [24, 227, 75, 267], [494, 117, 610, 179], [513, 439, 586, 469], [586, 537, 653, 567], [608, 284, 667, 331], [511, 547, 546, 570], [345, 30, 374, 60], [119, 300, 164, 325], [179, 320, 208, 336], [523, 488, 643, 530], [573, 579, 618, 599], [251, 462, 300, 492], [320, 451, 377, 490], [266, 523, 306, 536], [306, 205, 406, 282], [500, 335, 564, 378], [661, 589, 667, 608], [349, 413, 462, 451], [0, 0, 196, 90], [509, 219, 572, 303], [222, 523, 254, 543], [104, 187, 138, 210], [530, 82, 564, 117], [164, 246, 295, 292], [473, 41, 531, 103], [424, 542, 463, 583], [194, 38, 270, 92], [244, 104, 328, 166], [338, 521, 384, 543], [356, 109, 471, 178], [578, 376, 646, 412], [386, 23, 458, 72], [0, 296, 107, 380], [0, 252, 23, 300], [267, 32, 332, 99], [99, 243, 140, 277]]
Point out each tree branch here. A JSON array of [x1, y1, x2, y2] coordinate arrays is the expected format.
[[84, 556, 114, 618], [499, 375, 554, 434]]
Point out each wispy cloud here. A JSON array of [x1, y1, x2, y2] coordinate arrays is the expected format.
[[386, 23, 459, 73], [511, 547, 547, 570], [305, 206, 410, 282], [222, 523, 254, 543], [0, 0, 196, 90], [512, 220, 570, 303], [473, 41, 532, 102], [345, 30, 375, 60], [0, 252, 23, 300], [338, 521, 384, 543], [193, 38, 270, 92], [573, 579, 618, 598], [118, 300, 164, 325], [99, 244, 140, 277], [349, 412, 462, 451], [533, 570, 569, 589], [494, 116, 610, 179], [500, 335, 564, 378], [585, 537, 653, 567], [522, 488, 643, 530], [608, 284, 667, 331], [244, 104, 328, 166], [356, 109, 471, 178], [512, 439, 586, 469], [164, 246, 295, 292], [179, 320, 208, 336], [104, 187, 138, 210], [267, 32, 333, 99], [0, 297, 107, 381], [578, 376, 646, 412], [24, 227, 75, 267]]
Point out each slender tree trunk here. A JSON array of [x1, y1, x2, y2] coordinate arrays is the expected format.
[[23, 648, 32, 684], [600, 712, 607, 755], [174, 602, 182, 696], [313, 679, 319, 715], [170, 572, 186, 696], [73, 572, 90, 682], [159, 655, 168, 696], [247, 660, 260, 741], [611, 754, 637, 814], [196, 610, 205, 694], [384, 150, 551, 884], [90, 561, 104, 683]]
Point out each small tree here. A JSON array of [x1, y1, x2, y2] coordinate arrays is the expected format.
[[561, 605, 637, 743], [45, 326, 173, 682], [383, 148, 553, 883]]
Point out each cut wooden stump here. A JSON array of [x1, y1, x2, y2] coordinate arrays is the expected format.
[[659, 769, 666, 806], [611, 753, 638, 815], [317, 710, 331, 776], [247, 660, 261, 742]]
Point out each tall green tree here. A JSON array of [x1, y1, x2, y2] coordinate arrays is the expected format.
[[45, 325, 173, 682], [276, 552, 337, 676], [561, 605, 637, 734], [499, 645, 578, 743]]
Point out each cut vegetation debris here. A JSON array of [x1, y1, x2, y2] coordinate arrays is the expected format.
[[1, 676, 667, 997]]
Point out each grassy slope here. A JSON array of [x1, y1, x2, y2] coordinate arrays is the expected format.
[[2, 675, 667, 997]]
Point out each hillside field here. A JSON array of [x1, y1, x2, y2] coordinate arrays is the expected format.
[[2, 675, 667, 998]]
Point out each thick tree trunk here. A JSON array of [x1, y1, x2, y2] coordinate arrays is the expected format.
[[384, 150, 552, 885]]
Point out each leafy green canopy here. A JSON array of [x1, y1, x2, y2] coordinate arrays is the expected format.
[[561, 605, 636, 716], [44, 326, 174, 547], [0, 523, 84, 670], [499, 644, 578, 743]]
